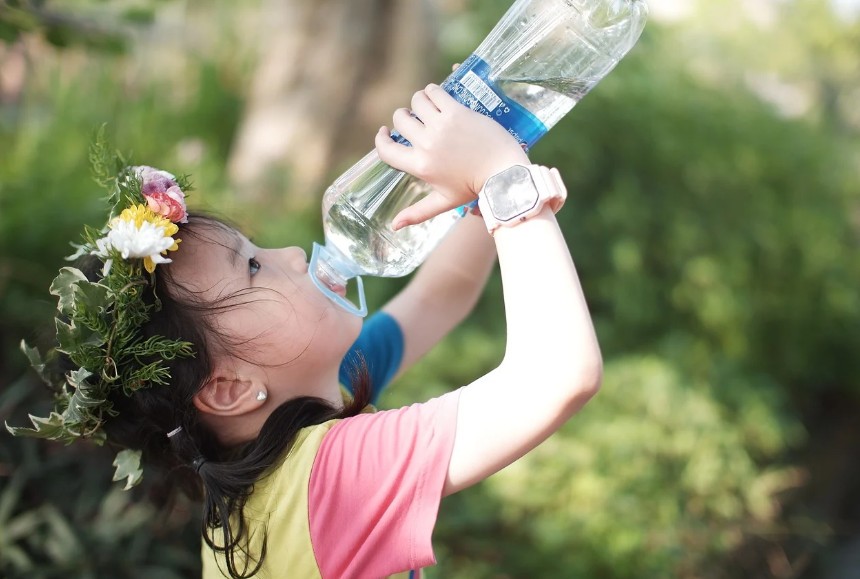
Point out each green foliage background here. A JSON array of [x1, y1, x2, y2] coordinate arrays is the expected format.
[[1, 0, 858, 577]]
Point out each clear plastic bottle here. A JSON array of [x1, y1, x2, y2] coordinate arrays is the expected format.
[[310, 0, 648, 316]]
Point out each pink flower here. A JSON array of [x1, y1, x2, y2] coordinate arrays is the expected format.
[[132, 165, 188, 223], [145, 186, 188, 223]]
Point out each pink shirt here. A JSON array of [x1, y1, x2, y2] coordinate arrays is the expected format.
[[308, 391, 461, 579]]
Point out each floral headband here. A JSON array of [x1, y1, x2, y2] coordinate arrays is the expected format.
[[6, 132, 194, 489]]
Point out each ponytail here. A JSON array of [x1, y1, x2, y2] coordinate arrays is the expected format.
[[167, 375, 372, 579]]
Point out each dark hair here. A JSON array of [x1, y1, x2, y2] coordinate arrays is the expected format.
[[75, 214, 371, 578]]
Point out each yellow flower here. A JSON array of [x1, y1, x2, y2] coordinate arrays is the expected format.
[[116, 204, 179, 236]]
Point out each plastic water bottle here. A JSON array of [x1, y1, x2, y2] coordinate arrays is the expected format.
[[311, 0, 648, 316]]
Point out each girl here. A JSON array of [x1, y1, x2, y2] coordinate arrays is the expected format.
[[10, 83, 601, 578]]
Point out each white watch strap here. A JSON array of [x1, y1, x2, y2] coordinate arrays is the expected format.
[[477, 164, 567, 234]]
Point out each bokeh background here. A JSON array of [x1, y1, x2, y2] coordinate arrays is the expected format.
[[1, 0, 859, 577]]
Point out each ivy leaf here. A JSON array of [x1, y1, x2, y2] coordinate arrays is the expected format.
[[75, 280, 111, 314], [50, 267, 87, 315], [55, 318, 102, 356], [112, 449, 143, 490], [64, 373, 107, 424], [20, 340, 52, 386], [5, 412, 69, 441], [55, 319, 78, 355], [67, 367, 93, 389]]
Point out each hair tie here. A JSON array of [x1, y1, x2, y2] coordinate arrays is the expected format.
[[166, 425, 183, 438], [192, 457, 207, 474]]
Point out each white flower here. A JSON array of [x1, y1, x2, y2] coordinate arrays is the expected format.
[[92, 205, 181, 274]]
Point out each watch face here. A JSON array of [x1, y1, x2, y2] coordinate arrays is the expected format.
[[486, 165, 539, 222]]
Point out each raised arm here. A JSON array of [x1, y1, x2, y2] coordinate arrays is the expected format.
[[381, 213, 495, 379], [376, 84, 602, 495], [445, 206, 601, 493]]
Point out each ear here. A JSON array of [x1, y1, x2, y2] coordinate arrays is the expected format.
[[193, 373, 267, 417]]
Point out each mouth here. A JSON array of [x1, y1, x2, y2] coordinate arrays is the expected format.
[[327, 280, 348, 298], [311, 268, 347, 298]]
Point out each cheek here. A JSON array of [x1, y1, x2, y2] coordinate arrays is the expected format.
[[215, 283, 363, 365], [217, 301, 301, 355], [290, 283, 364, 357]]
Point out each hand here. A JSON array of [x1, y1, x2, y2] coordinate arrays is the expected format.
[[375, 83, 530, 230]]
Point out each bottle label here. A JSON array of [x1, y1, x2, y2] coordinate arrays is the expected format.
[[443, 54, 548, 151]]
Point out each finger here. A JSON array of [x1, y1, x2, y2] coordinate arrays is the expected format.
[[391, 192, 455, 230], [451, 62, 460, 71], [375, 127, 414, 170], [411, 90, 441, 119], [423, 83, 460, 114], [391, 107, 425, 138]]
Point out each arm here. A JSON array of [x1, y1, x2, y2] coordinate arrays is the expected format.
[[376, 84, 602, 496], [382, 213, 495, 378], [445, 208, 601, 493]]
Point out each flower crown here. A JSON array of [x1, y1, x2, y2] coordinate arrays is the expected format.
[[6, 130, 194, 489]]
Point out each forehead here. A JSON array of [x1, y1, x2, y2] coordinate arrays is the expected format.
[[167, 221, 248, 295]]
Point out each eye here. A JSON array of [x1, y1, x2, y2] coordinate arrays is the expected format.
[[248, 257, 261, 276]]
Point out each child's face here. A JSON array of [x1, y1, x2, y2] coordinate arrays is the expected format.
[[167, 224, 362, 375]]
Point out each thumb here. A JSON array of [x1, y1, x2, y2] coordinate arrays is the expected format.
[[391, 192, 456, 230]]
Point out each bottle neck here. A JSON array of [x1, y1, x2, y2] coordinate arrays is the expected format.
[[309, 242, 368, 317]]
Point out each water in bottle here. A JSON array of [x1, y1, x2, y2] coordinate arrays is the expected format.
[[310, 0, 649, 316]]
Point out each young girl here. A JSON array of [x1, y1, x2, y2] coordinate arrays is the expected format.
[[10, 83, 601, 578]]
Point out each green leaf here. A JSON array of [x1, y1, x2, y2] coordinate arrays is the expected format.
[[112, 449, 143, 490], [50, 267, 87, 315], [5, 412, 69, 441], [67, 367, 93, 389], [63, 376, 107, 424], [55, 318, 102, 356], [75, 280, 110, 313], [54, 319, 78, 355], [89, 123, 115, 191], [174, 173, 194, 193], [20, 340, 52, 386]]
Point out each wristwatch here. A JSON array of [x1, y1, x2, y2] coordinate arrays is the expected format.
[[476, 164, 567, 235]]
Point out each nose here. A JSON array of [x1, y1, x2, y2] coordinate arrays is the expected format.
[[286, 246, 307, 261], [286, 246, 308, 270], [264, 246, 308, 271]]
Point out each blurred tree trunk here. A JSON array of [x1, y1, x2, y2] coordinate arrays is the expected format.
[[227, 0, 439, 203], [0, 39, 30, 106]]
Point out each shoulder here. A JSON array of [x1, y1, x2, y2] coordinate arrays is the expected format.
[[307, 392, 462, 577], [321, 390, 460, 456]]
